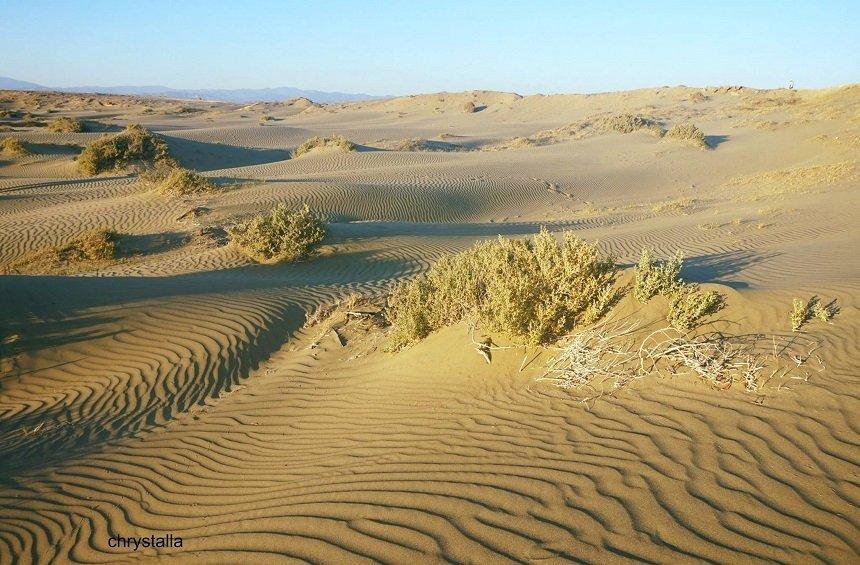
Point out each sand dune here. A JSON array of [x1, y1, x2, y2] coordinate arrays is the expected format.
[[0, 85, 858, 563]]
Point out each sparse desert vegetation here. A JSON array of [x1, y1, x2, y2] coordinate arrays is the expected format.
[[154, 167, 217, 196], [663, 123, 709, 148], [4, 228, 118, 274], [47, 116, 85, 133], [386, 229, 617, 348], [651, 197, 697, 214], [229, 204, 326, 263], [293, 135, 356, 157], [77, 124, 175, 175], [599, 113, 664, 135], [0, 136, 29, 156]]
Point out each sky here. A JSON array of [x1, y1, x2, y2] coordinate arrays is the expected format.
[[2, 0, 858, 96]]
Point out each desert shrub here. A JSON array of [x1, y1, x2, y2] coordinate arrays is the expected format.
[[77, 124, 175, 175], [0, 137, 29, 156], [811, 298, 838, 323], [664, 123, 709, 148], [47, 116, 85, 133], [386, 229, 617, 349], [651, 198, 696, 214], [790, 298, 810, 331], [156, 167, 216, 196], [229, 204, 326, 263], [634, 249, 682, 302], [6, 229, 119, 273], [599, 114, 664, 135], [791, 296, 838, 330], [462, 101, 476, 113], [666, 283, 725, 331], [293, 135, 356, 158]]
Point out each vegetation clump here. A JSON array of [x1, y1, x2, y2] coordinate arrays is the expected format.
[[664, 123, 709, 148], [599, 114, 664, 136], [635, 248, 725, 331], [155, 167, 216, 196], [5, 229, 119, 274], [47, 116, 85, 133], [791, 296, 839, 331], [0, 137, 29, 156], [651, 197, 697, 214], [229, 204, 326, 263], [386, 229, 618, 349], [77, 124, 175, 175], [293, 136, 356, 158], [462, 101, 477, 113]]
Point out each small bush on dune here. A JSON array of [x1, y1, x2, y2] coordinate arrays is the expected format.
[[666, 283, 725, 331], [462, 101, 477, 113], [664, 123, 709, 148], [47, 116, 85, 133], [599, 114, 664, 136], [791, 296, 839, 331], [0, 137, 29, 156], [77, 124, 175, 175], [293, 135, 356, 158], [156, 167, 216, 196], [387, 229, 618, 349], [6, 229, 119, 273], [634, 249, 682, 302], [635, 248, 725, 331], [790, 298, 810, 331], [229, 204, 326, 263]]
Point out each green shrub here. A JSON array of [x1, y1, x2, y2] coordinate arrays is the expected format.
[[229, 204, 326, 263], [811, 298, 838, 323], [293, 135, 356, 158], [0, 137, 29, 156], [156, 167, 216, 196], [634, 249, 683, 302], [666, 283, 725, 331], [790, 298, 809, 331], [47, 116, 85, 133], [77, 124, 175, 175], [664, 123, 709, 148], [386, 229, 617, 349]]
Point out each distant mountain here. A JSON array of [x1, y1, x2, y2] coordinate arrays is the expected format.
[[0, 77, 380, 104]]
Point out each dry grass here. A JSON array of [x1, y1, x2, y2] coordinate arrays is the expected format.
[[47, 116, 85, 133], [229, 204, 326, 263], [386, 229, 618, 349], [0, 137, 29, 156], [663, 123, 709, 148], [724, 162, 857, 199], [5, 229, 119, 274], [293, 135, 356, 158], [77, 124, 175, 175], [462, 101, 477, 113]]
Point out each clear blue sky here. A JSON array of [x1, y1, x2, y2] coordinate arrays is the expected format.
[[2, 0, 857, 95]]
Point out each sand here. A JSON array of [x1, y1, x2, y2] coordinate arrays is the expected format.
[[0, 85, 858, 563]]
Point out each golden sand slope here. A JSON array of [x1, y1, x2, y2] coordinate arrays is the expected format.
[[0, 85, 858, 563]]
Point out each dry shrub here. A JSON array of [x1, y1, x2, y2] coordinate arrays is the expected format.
[[77, 124, 175, 175], [0, 137, 28, 156], [599, 113, 664, 136], [387, 229, 618, 349], [462, 101, 477, 113], [792, 296, 839, 331], [293, 135, 356, 158], [6, 229, 118, 274], [390, 138, 466, 152], [652, 197, 696, 214], [634, 249, 682, 302], [664, 123, 709, 148], [666, 283, 725, 331], [47, 116, 85, 133], [635, 248, 725, 331], [156, 167, 216, 196], [229, 204, 326, 263]]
